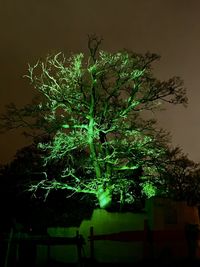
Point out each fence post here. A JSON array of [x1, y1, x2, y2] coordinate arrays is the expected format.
[[185, 223, 200, 261], [89, 226, 94, 261], [143, 219, 148, 259], [143, 219, 153, 260], [4, 227, 14, 267]]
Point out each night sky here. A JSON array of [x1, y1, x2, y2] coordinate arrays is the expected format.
[[0, 0, 200, 164]]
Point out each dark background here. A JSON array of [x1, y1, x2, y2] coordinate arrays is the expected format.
[[0, 0, 200, 164]]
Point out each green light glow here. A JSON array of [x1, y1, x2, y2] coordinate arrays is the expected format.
[[97, 188, 112, 209], [142, 182, 156, 198]]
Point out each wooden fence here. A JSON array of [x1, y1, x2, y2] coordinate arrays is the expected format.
[[88, 220, 200, 261], [1, 229, 85, 267]]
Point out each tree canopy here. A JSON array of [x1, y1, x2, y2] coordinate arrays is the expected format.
[[0, 36, 188, 209], [159, 147, 200, 205]]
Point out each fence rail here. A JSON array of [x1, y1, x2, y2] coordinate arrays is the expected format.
[[1, 230, 85, 267], [88, 220, 200, 261]]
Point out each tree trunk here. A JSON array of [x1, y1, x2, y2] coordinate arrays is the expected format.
[[97, 187, 112, 209]]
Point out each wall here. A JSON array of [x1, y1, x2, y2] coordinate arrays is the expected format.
[[46, 209, 147, 264], [36, 197, 200, 264]]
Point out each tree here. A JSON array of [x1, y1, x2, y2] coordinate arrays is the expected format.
[[0, 36, 187, 209], [159, 147, 200, 205], [0, 143, 95, 228]]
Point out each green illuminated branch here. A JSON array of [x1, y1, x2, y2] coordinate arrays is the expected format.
[[28, 179, 96, 198]]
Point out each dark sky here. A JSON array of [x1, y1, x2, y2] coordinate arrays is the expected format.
[[0, 0, 200, 164]]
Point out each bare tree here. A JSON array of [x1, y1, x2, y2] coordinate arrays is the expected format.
[[0, 36, 187, 208]]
